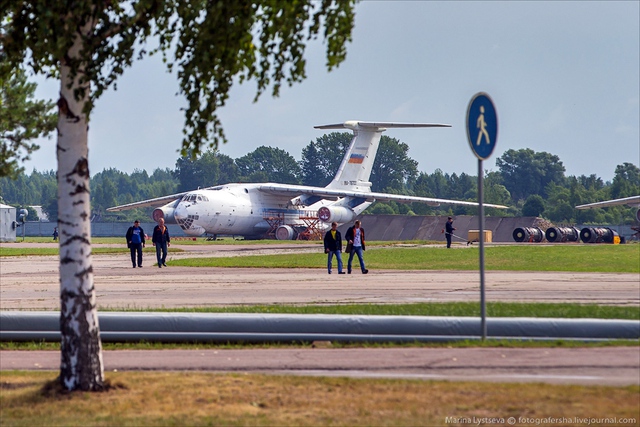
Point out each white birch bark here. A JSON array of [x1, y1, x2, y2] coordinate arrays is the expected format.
[[57, 23, 104, 391]]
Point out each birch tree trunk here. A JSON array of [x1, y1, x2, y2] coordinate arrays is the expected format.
[[57, 26, 104, 391]]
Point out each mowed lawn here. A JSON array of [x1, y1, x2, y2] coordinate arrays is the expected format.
[[171, 243, 639, 273], [2, 239, 637, 273], [1, 371, 638, 427]]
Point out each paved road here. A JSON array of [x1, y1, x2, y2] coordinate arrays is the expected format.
[[1, 244, 638, 309], [1, 347, 638, 386], [1, 243, 639, 385]]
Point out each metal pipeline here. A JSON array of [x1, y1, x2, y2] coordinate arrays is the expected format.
[[1, 312, 638, 343]]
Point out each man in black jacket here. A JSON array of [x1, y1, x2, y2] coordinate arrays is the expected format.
[[444, 216, 456, 248], [152, 217, 171, 268], [323, 222, 345, 274], [126, 220, 146, 268]]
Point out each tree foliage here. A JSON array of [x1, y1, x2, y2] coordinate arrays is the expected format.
[[0, 65, 57, 178], [496, 148, 566, 201], [236, 146, 301, 184], [300, 131, 351, 186], [370, 136, 418, 192], [3, 149, 639, 224], [1, 0, 355, 154], [174, 150, 237, 192], [483, 171, 511, 217], [611, 162, 640, 199], [522, 194, 545, 217]]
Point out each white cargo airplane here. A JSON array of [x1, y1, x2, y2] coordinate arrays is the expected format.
[[107, 121, 508, 239], [576, 196, 640, 222]]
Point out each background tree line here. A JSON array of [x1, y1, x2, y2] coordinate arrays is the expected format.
[[1, 133, 638, 225]]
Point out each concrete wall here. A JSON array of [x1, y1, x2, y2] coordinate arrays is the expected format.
[[16, 215, 639, 242], [18, 221, 188, 239], [338, 215, 543, 243]]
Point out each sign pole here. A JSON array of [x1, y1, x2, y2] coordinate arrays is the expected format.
[[478, 158, 486, 340], [466, 92, 497, 343]]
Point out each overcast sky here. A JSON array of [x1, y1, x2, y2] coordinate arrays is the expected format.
[[25, 1, 639, 183]]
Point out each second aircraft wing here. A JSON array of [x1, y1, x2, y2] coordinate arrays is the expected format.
[[575, 196, 640, 210], [256, 184, 509, 209], [106, 192, 189, 212]]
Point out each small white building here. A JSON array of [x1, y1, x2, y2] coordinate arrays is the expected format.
[[29, 205, 49, 222], [0, 203, 17, 242]]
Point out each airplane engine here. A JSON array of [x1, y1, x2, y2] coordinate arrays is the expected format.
[[152, 201, 179, 225], [275, 225, 297, 240], [545, 226, 580, 243], [512, 227, 544, 243], [317, 206, 356, 224], [580, 227, 620, 244]]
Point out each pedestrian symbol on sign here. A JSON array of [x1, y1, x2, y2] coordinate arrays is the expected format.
[[466, 93, 497, 160], [476, 106, 490, 146]]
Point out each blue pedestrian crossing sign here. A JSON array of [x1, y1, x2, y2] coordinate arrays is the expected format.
[[466, 93, 498, 160]]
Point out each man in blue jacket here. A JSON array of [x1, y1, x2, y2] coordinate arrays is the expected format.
[[126, 220, 146, 268]]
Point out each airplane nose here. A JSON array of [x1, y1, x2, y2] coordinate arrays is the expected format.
[[174, 202, 188, 220]]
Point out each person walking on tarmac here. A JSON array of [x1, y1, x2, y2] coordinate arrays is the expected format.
[[126, 220, 146, 268], [324, 221, 345, 274], [345, 219, 368, 274], [444, 216, 456, 248], [152, 217, 171, 268]]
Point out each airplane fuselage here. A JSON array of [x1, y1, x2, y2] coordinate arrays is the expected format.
[[161, 184, 334, 238]]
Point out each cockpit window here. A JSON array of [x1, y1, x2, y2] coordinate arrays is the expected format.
[[183, 193, 209, 203]]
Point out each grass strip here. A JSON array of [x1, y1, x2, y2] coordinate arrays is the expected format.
[[171, 244, 639, 273], [110, 302, 640, 320], [1, 372, 638, 426], [2, 338, 638, 351]]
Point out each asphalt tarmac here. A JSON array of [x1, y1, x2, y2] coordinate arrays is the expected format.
[[1, 243, 638, 309], [1, 242, 639, 385], [2, 347, 638, 386]]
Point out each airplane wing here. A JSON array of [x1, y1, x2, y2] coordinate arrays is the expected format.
[[575, 196, 640, 210], [256, 184, 509, 209], [106, 192, 189, 212], [315, 121, 451, 130]]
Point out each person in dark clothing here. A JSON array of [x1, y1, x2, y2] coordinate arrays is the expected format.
[[52, 227, 58, 241], [345, 219, 368, 274], [126, 220, 146, 268], [323, 221, 345, 274], [152, 217, 171, 268], [444, 216, 456, 248]]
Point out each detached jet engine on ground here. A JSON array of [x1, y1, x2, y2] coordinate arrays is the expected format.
[[108, 121, 508, 239]]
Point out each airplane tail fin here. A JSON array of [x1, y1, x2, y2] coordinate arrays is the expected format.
[[315, 121, 450, 192]]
